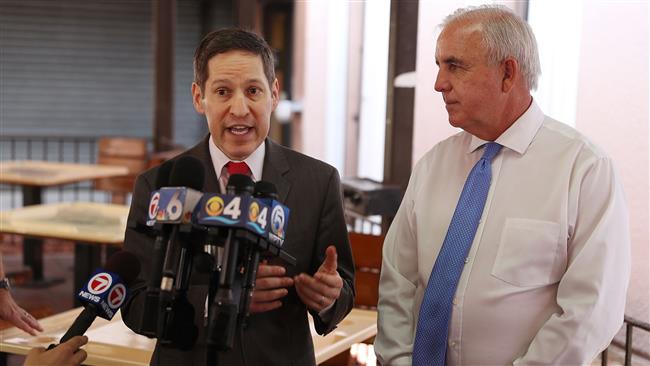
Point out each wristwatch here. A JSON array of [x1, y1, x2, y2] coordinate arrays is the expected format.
[[0, 277, 10, 291]]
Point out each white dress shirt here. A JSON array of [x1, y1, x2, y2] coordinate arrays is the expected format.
[[208, 136, 265, 192], [374, 101, 630, 365]]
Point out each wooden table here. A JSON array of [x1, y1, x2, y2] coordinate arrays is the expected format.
[[0, 201, 129, 303], [0, 308, 377, 365], [0, 160, 128, 286]]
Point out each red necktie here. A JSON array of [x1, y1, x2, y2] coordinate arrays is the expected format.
[[225, 161, 251, 177]]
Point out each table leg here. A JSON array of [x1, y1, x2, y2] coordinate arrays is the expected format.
[[74, 243, 103, 307], [18, 186, 64, 288], [21, 186, 42, 276]]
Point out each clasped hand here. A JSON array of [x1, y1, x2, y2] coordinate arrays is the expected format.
[[249, 245, 343, 313]]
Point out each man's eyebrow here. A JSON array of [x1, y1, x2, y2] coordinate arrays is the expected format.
[[209, 78, 265, 85], [210, 79, 230, 86], [440, 56, 464, 66]]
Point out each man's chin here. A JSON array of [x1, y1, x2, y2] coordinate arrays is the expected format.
[[221, 142, 258, 161], [448, 118, 463, 128]]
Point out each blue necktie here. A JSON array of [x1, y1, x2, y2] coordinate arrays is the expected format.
[[412, 142, 503, 366]]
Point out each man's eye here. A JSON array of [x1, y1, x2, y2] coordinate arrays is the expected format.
[[448, 64, 458, 71], [248, 87, 261, 95], [216, 88, 229, 96]]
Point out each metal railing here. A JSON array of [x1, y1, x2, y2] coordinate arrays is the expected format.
[[345, 210, 383, 236], [0, 135, 150, 209], [0, 136, 101, 209], [602, 316, 650, 366]]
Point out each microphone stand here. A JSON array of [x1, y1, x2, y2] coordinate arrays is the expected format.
[[157, 222, 199, 350]]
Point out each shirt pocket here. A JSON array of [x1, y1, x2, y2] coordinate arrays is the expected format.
[[491, 218, 565, 287]]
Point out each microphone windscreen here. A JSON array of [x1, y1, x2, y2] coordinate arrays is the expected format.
[[105, 251, 141, 286], [155, 160, 174, 189], [226, 174, 254, 194], [254, 181, 278, 199], [169, 156, 205, 190]]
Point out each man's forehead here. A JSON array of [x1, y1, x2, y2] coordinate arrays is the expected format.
[[436, 21, 484, 58], [208, 50, 263, 65]]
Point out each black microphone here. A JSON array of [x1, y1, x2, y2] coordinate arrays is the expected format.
[[206, 174, 254, 351], [156, 156, 204, 349], [237, 181, 279, 322], [141, 159, 174, 336], [253, 181, 296, 265], [52, 251, 140, 347]]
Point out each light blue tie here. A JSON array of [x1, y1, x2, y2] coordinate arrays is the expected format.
[[412, 142, 502, 366]]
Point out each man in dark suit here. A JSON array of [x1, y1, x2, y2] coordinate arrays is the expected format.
[[121, 28, 355, 365]]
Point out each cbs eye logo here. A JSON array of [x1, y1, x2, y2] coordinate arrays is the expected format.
[[248, 201, 260, 222], [205, 196, 225, 216], [271, 205, 285, 236]]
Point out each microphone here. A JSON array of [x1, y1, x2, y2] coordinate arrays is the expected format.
[[254, 181, 295, 265], [237, 181, 279, 322], [198, 177, 295, 351], [203, 174, 255, 351], [141, 160, 174, 336], [156, 156, 204, 349], [55, 251, 140, 346]]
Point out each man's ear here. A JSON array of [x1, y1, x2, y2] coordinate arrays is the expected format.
[[191, 82, 205, 114], [271, 78, 280, 110], [501, 57, 518, 93]]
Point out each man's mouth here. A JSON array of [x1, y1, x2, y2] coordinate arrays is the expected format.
[[442, 95, 457, 105], [228, 125, 252, 135]]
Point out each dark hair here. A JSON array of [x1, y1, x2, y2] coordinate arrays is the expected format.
[[193, 28, 276, 93]]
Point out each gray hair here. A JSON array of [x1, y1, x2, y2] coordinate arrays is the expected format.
[[441, 5, 541, 90]]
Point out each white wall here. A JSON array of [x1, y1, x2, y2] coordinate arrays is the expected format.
[[573, 0, 649, 336], [357, 0, 391, 181], [412, 1, 460, 164], [299, 0, 349, 172], [529, 0, 583, 126]]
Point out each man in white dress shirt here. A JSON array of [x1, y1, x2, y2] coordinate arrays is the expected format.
[[374, 5, 630, 365]]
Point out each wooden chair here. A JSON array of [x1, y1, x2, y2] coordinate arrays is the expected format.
[[349, 232, 384, 309], [321, 232, 384, 366], [147, 148, 184, 169], [94, 137, 148, 204]]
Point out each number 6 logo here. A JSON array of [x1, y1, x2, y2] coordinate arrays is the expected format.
[[166, 191, 183, 220]]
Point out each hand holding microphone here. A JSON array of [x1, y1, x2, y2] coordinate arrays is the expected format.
[[248, 262, 293, 313], [25, 336, 88, 366], [52, 250, 140, 347], [243, 181, 294, 315]]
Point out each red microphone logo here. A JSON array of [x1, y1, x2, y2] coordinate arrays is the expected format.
[[87, 273, 113, 295], [107, 284, 127, 309], [148, 192, 161, 220]]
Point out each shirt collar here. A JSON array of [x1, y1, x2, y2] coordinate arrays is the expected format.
[[468, 100, 545, 155], [208, 136, 265, 182]]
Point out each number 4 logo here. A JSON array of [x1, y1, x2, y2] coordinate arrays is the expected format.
[[224, 197, 241, 219]]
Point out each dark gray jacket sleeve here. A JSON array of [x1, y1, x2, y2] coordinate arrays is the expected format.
[[310, 169, 355, 334]]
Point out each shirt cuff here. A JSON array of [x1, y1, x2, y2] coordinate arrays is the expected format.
[[317, 300, 336, 322]]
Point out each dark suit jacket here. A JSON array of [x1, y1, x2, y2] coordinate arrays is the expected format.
[[121, 137, 355, 366]]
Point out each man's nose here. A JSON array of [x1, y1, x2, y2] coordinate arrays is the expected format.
[[230, 91, 250, 117], [434, 71, 448, 93]]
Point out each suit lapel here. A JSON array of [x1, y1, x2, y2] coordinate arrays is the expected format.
[[185, 135, 220, 193], [262, 139, 291, 202]]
